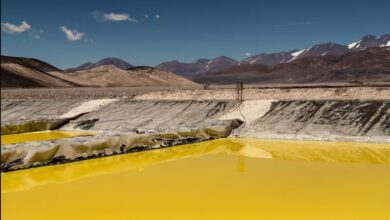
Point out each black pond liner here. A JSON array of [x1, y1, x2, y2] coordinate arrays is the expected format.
[[1, 136, 215, 173]]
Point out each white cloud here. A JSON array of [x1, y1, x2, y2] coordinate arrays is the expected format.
[[28, 29, 44, 40], [84, 38, 94, 43], [156, 14, 161, 19], [245, 52, 252, 57], [29, 33, 40, 39], [144, 14, 149, 19], [59, 26, 85, 41], [2, 21, 41, 39], [1, 21, 31, 34], [103, 12, 138, 23]]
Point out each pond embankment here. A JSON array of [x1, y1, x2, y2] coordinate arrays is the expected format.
[[1, 86, 389, 171]]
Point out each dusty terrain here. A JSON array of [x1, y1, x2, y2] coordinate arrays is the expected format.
[[134, 86, 390, 100], [67, 65, 197, 87], [2, 84, 389, 100]]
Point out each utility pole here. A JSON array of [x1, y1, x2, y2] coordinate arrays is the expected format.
[[236, 82, 244, 101]]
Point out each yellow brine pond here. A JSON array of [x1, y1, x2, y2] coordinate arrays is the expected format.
[[1, 138, 390, 220], [1, 130, 96, 145]]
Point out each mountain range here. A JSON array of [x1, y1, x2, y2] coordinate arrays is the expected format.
[[194, 47, 390, 84], [63, 34, 389, 78], [157, 34, 390, 77], [1, 56, 197, 88], [1, 34, 389, 88], [156, 56, 238, 77]]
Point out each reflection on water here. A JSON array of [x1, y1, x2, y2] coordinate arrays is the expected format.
[[2, 138, 390, 220], [1, 130, 96, 145]]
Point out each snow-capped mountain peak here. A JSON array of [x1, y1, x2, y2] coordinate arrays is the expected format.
[[347, 34, 390, 50], [290, 49, 306, 61], [348, 41, 359, 49]]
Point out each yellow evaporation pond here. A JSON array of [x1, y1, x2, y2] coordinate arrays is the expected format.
[[1, 138, 390, 220], [1, 130, 96, 145]]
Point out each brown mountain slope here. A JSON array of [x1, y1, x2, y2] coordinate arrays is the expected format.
[[68, 65, 199, 87], [65, 57, 134, 72], [193, 47, 390, 84], [156, 56, 238, 77], [1, 56, 80, 88], [1, 56, 199, 88]]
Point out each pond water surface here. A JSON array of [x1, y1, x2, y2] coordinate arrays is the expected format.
[[1, 130, 96, 145], [2, 138, 389, 220]]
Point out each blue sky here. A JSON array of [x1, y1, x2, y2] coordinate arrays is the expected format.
[[1, 0, 389, 69]]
